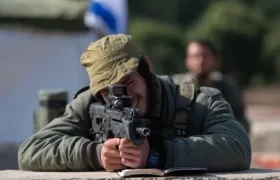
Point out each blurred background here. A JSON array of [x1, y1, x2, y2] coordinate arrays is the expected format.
[[0, 0, 280, 171]]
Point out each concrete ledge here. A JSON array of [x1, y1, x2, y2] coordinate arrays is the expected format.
[[1, 169, 280, 180]]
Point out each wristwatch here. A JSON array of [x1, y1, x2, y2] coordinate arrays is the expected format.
[[146, 149, 161, 168]]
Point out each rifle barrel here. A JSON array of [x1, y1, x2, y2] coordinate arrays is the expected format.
[[136, 127, 150, 137]]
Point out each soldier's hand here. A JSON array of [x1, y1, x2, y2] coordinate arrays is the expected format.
[[119, 138, 150, 168], [101, 138, 126, 171]]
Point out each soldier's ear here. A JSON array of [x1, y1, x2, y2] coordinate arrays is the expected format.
[[143, 56, 153, 71]]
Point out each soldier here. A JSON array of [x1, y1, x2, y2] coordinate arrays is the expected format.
[[18, 34, 251, 172], [172, 39, 250, 134]]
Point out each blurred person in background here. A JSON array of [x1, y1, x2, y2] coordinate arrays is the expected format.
[[172, 39, 251, 134]]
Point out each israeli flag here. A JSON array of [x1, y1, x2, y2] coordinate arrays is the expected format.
[[84, 0, 128, 36]]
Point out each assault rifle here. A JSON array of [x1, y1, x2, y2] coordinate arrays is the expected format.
[[89, 84, 150, 146]]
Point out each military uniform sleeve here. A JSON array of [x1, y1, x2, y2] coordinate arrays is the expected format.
[[163, 88, 251, 172], [18, 91, 103, 171]]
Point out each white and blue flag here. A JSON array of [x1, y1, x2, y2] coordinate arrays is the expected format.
[[84, 0, 128, 35]]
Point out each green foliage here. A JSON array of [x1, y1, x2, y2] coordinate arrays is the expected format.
[[186, 1, 264, 39], [262, 21, 280, 80], [185, 1, 272, 87], [129, 18, 185, 75], [253, 0, 280, 18], [128, 0, 210, 28], [128, 0, 280, 87]]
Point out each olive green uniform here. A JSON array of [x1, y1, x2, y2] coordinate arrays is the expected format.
[[172, 71, 250, 134], [18, 34, 251, 172], [18, 75, 251, 172]]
